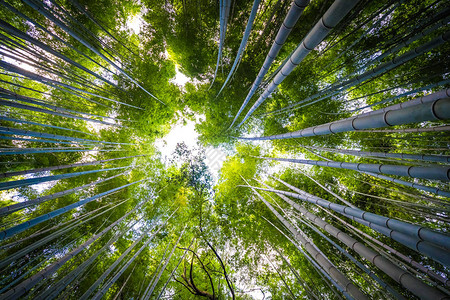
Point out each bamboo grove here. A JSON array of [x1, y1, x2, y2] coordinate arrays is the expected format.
[[0, 0, 449, 299]]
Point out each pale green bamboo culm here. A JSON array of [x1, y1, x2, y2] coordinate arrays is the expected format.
[[90, 208, 179, 300], [216, 0, 261, 97], [303, 145, 450, 163], [0, 166, 127, 191], [21, 0, 165, 105], [80, 222, 163, 300], [270, 176, 450, 250], [0, 178, 146, 241], [243, 183, 450, 266], [238, 97, 450, 140], [245, 180, 368, 300], [210, 0, 231, 87], [271, 188, 446, 299], [156, 238, 195, 300], [0, 172, 129, 217], [0, 199, 131, 271], [237, 0, 361, 127], [265, 30, 450, 116], [228, 0, 309, 128], [259, 156, 450, 181], [0, 201, 144, 300], [30, 204, 142, 300], [0, 155, 143, 179], [142, 227, 186, 299]]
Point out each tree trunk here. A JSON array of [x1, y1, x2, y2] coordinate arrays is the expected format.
[[229, 0, 309, 128], [239, 97, 450, 140], [0, 201, 144, 299], [0, 178, 145, 241], [244, 178, 367, 300], [217, 0, 261, 97], [237, 0, 361, 127]]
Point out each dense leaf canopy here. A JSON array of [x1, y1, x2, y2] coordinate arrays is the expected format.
[[0, 0, 449, 299]]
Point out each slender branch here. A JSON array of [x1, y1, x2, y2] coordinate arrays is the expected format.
[[178, 247, 215, 299], [264, 254, 296, 299], [174, 277, 196, 295], [198, 227, 235, 299], [189, 254, 200, 294]]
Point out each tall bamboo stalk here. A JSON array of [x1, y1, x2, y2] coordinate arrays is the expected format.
[[265, 29, 450, 116], [0, 178, 146, 241], [293, 212, 404, 300], [272, 188, 444, 299], [237, 0, 361, 126], [0, 115, 94, 137], [216, 0, 261, 97], [155, 238, 195, 300], [247, 183, 367, 300], [0, 172, 128, 217], [245, 181, 450, 265], [0, 19, 118, 88], [0, 155, 142, 179], [0, 200, 144, 299], [211, 0, 228, 87], [67, 0, 138, 56], [305, 145, 450, 163], [321, 207, 450, 286], [238, 97, 450, 140], [0, 166, 127, 191], [0, 0, 117, 77], [79, 223, 161, 300], [271, 176, 450, 248], [90, 208, 179, 300], [0, 200, 129, 270], [0, 125, 134, 145], [362, 171, 450, 198], [271, 245, 319, 300], [22, 0, 164, 104], [259, 156, 450, 181], [143, 228, 186, 299], [229, 0, 309, 128]]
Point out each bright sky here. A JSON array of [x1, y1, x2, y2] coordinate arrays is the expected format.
[[154, 116, 227, 183], [128, 16, 141, 34], [170, 65, 190, 86], [4, 53, 36, 73], [154, 117, 199, 157], [154, 66, 227, 183], [126, 12, 144, 34]]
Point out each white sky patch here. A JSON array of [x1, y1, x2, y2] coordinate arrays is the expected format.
[[26, 171, 58, 193], [163, 49, 170, 59], [85, 111, 121, 134], [126, 13, 144, 35], [166, 51, 202, 88], [204, 145, 227, 183], [170, 65, 189, 87], [155, 118, 199, 160], [249, 289, 268, 299], [155, 115, 227, 183], [30, 181, 56, 194], [0, 189, 27, 203], [3, 55, 36, 73], [85, 121, 110, 135]]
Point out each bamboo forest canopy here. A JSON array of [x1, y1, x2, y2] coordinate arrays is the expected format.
[[0, 0, 449, 299]]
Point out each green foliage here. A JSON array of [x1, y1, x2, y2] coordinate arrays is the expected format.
[[0, 0, 449, 299]]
